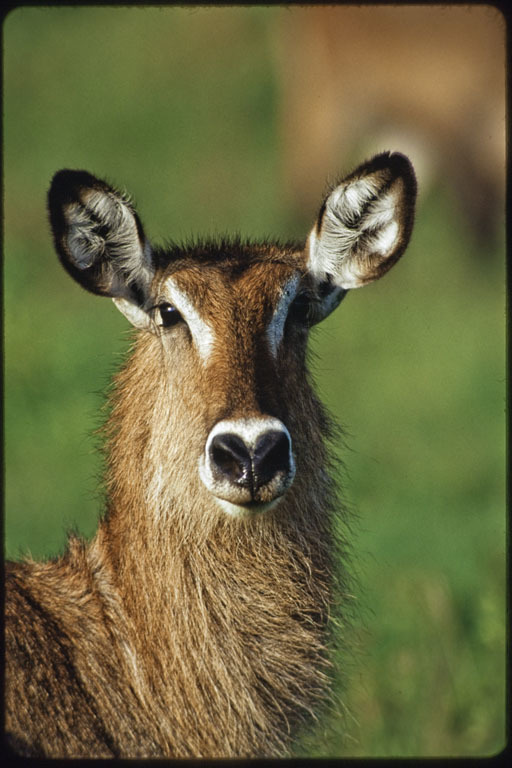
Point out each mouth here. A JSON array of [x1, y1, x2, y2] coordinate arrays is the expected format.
[[213, 496, 282, 518]]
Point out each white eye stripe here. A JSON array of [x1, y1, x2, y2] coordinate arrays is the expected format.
[[162, 274, 301, 362], [162, 277, 215, 362], [266, 274, 301, 358]]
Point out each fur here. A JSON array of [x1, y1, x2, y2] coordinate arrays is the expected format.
[[5, 154, 415, 757], [5, 328, 346, 758]]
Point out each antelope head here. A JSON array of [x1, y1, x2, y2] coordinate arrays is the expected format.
[[48, 152, 416, 519]]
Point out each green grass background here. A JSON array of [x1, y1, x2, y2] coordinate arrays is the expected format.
[[3, 6, 506, 758]]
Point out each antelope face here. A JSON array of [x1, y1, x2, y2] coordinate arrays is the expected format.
[[48, 153, 416, 517], [155, 259, 303, 516]]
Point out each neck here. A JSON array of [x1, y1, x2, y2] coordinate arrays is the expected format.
[[92, 332, 341, 755]]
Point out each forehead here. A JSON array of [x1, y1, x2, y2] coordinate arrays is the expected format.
[[153, 239, 305, 311]]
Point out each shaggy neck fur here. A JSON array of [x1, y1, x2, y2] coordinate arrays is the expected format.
[[90, 331, 343, 757]]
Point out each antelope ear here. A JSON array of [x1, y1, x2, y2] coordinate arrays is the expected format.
[[48, 170, 155, 329], [306, 152, 417, 298]]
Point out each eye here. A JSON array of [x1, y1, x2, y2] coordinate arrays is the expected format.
[[157, 303, 183, 328]]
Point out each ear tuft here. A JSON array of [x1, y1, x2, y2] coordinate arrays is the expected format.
[[307, 152, 417, 290]]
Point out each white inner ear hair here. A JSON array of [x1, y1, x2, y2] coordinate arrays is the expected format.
[[308, 176, 401, 289], [65, 189, 153, 290]]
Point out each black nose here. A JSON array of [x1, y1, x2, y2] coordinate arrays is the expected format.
[[209, 430, 292, 494]]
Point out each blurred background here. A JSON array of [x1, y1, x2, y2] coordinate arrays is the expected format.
[[3, 5, 506, 758]]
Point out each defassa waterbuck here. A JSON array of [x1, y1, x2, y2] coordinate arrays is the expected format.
[[5, 152, 416, 757]]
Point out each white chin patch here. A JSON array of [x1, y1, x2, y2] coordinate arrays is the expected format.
[[214, 497, 281, 518]]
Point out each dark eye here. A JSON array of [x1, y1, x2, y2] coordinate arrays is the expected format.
[[158, 303, 183, 328], [288, 293, 312, 325]]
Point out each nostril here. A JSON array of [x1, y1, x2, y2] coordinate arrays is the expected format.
[[210, 433, 252, 486], [253, 430, 291, 488], [205, 425, 294, 503]]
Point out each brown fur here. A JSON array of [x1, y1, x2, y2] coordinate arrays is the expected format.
[[5, 155, 415, 757], [5, 254, 346, 758]]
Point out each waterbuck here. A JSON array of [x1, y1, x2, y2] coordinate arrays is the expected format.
[[5, 152, 416, 757]]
